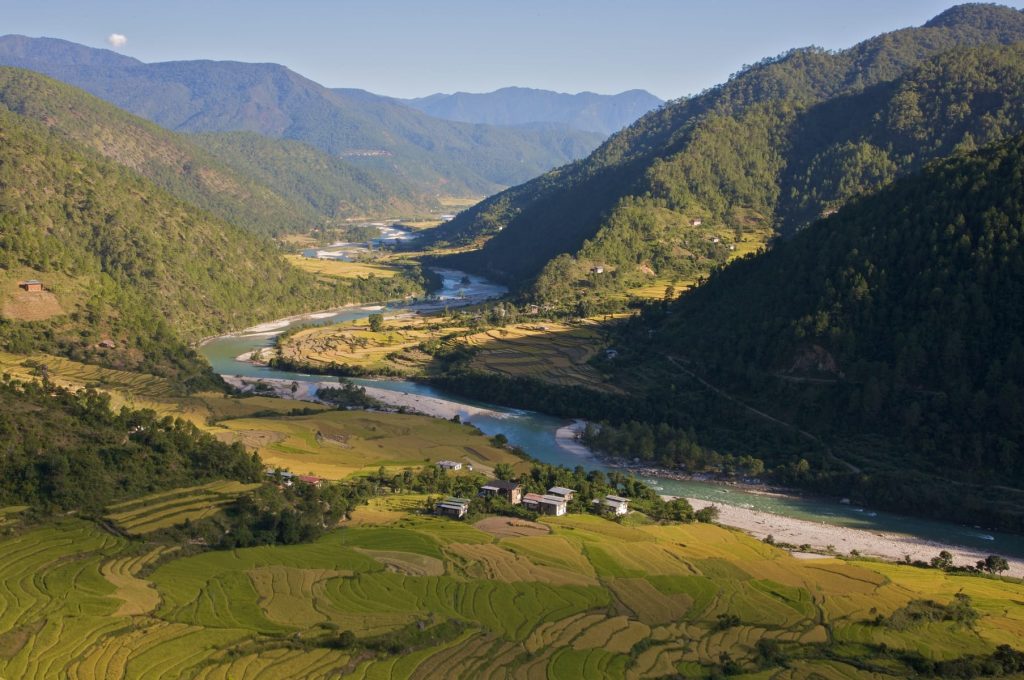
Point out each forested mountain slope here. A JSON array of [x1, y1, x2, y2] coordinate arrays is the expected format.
[[399, 86, 662, 135], [0, 379, 259, 510], [622, 134, 1024, 527], [0, 36, 604, 198], [0, 67, 352, 235], [192, 131, 430, 221], [431, 4, 1024, 295], [0, 99, 412, 386]]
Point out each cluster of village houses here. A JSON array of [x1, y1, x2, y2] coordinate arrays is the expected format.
[[433, 469, 630, 521], [266, 462, 632, 521]]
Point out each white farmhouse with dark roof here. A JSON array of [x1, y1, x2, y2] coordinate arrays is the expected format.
[[593, 494, 629, 516]]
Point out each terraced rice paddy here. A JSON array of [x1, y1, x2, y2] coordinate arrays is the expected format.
[[277, 316, 461, 375], [2, 498, 1024, 678], [463, 322, 614, 391], [105, 481, 260, 535], [278, 315, 620, 391]]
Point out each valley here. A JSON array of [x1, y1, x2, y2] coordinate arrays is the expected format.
[[2, 3, 1024, 678]]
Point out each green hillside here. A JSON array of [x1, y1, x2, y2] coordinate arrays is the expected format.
[[0, 97, 422, 385], [0, 67, 335, 235], [617, 133, 1024, 530], [0, 37, 605, 198], [431, 4, 1024, 299], [193, 131, 436, 221]]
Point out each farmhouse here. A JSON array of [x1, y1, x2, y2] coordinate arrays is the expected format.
[[435, 497, 471, 519], [296, 475, 325, 487], [593, 494, 630, 516], [689, 218, 702, 226], [479, 479, 523, 505], [436, 460, 463, 471], [590, 266, 605, 274], [547, 486, 576, 502], [18, 279, 43, 292], [265, 469, 295, 486], [522, 493, 568, 516]]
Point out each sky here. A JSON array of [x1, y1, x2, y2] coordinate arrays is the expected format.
[[4, 0, 1023, 100]]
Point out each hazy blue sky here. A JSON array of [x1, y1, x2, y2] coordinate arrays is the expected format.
[[5, 1, 1023, 99]]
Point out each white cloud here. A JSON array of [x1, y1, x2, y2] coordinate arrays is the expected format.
[[106, 33, 127, 49]]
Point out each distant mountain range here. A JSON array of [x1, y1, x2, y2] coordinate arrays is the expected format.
[[0, 66, 427, 236], [0, 35, 606, 201], [396, 87, 663, 135]]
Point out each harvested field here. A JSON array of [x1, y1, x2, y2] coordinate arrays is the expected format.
[[607, 578, 693, 625], [445, 543, 597, 586], [1, 289, 63, 321], [355, 549, 445, 576], [101, 546, 176, 616], [473, 516, 550, 538]]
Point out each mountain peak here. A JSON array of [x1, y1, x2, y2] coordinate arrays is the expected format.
[[0, 34, 141, 68], [924, 3, 1024, 30]]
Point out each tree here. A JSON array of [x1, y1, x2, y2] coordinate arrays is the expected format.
[[368, 313, 384, 332], [930, 550, 953, 570], [695, 505, 720, 523], [978, 554, 1010, 574], [493, 463, 514, 481]]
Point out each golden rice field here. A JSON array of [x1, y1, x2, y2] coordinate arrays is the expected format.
[[2, 498, 1023, 678], [285, 255, 403, 279], [463, 322, 616, 391], [278, 314, 623, 391], [213, 410, 526, 480], [277, 315, 463, 375], [105, 481, 260, 536]]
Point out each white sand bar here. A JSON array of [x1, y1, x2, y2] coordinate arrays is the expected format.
[[686, 498, 1024, 578]]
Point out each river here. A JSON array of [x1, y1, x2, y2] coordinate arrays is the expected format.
[[199, 268, 1024, 558]]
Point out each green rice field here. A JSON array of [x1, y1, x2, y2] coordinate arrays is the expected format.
[[1, 498, 1022, 678]]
